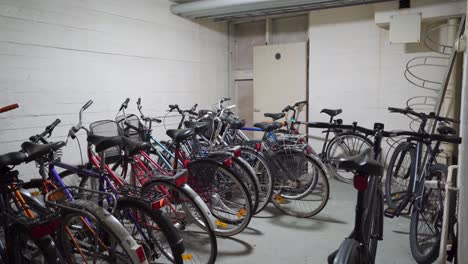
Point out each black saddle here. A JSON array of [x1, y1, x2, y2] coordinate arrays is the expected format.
[[87, 135, 123, 153], [321, 109, 342, 117], [253, 122, 282, 132], [264, 113, 285, 121], [166, 128, 195, 143], [437, 125, 457, 135], [224, 117, 245, 129], [337, 149, 383, 176], [0, 151, 26, 167], [121, 137, 150, 155], [21, 141, 66, 162], [184, 121, 209, 134]]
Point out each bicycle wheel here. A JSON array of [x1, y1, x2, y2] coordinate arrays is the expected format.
[[368, 189, 383, 263], [113, 198, 184, 264], [240, 146, 274, 214], [385, 142, 416, 210], [271, 151, 330, 218], [142, 180, 217, 264], [187, 159, 253, 236], [58, 199, 144, 264], [326, 132, 373, 183], [409, 164, 447, 264], [208, 153, 259, 214]]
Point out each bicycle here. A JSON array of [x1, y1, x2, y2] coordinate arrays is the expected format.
[[383, 107, 460, 263], [23, 101, 182, 264], [0, 103, 63, 264]]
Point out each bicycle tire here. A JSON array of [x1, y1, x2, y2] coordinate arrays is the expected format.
[[58, 199, 144, 264], [331, 238, 361, 264], [187, 158, 253, 236], [142, 180, 217, 264], [326, 132, 373, 183], [368, 188, 383, 263], [271, 152, 330, 218], [409, 164, 447, 264], [385, 141, 416, 210], [113, 197, 184, 264], [240, 146, 274, 214]]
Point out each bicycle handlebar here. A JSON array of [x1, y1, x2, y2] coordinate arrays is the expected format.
[[388, 106, 459, 123], [30, 119, 61, 143], [295, 121, 462, 144], [119, 98, 130, 111], [0, 103, 19, 113]]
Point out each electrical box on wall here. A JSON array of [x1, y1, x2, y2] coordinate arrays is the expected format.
[[389, 13, 422, 44]]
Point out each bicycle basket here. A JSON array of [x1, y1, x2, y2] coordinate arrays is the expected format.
[[116, 114, 150, 141], [186, 161, 217, 197], [89, 120, 121, 162], [271, 151, 307, 180]]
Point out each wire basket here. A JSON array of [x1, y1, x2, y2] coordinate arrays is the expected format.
[[116, 114, 150, 141], [186, 161, 217, 199], [270, 151, 307, 180], [89, 120, 122, 162]]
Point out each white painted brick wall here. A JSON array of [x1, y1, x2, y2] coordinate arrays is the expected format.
[[0, 0, 228, 179], [308, 4, 446, 158]]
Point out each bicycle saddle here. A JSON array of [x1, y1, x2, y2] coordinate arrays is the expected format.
[[121, 137, 150, 155], [321, 109, 342, 117], [264, 113, 285, 121], [437, 125, 457, 135], [253, 122, 282, 132], [184, 121, 209, 133], [223, 117, 245, 129], [337, 149, 383, 176], [21, 141, 66, 162], [0, 151, 26, 167], [87, 135, 123, 153], [166, 128, 195, 143]]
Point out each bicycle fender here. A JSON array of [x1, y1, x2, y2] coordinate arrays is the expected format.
[[333, 238, 361, 264]]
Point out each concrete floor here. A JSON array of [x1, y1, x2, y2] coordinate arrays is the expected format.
[[216, 179, 417, 264]]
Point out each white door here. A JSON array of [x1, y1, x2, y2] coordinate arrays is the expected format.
[[253, 42, 307, 124]]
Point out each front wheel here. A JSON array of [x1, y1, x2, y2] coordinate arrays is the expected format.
[[326, 133, 373, 183], [409, 165, 447, 264]]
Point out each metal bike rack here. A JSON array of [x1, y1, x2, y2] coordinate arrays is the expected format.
[[425, 164, 459, 264]]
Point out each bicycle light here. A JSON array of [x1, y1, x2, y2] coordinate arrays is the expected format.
[[233, 148, 241, 158], [353, 175, 368, 191], [255, 143, 262, 151], [223, 158, 233, 167], [135, 245, 147, 263]]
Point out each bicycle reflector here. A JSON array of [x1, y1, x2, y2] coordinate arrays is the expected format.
[[135, 245, 147, 263], [183, 160, 191, 168], [305, 146, 312, 155], [255, 143, 262, 151], [175, 172, 188, 187], [223, 158, 233, 167], [353, 175, 368, 191], [31, 220, 61, 239], [233, 148, 241, 158]]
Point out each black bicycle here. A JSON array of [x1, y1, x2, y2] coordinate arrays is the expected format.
[[384, 107, 460, 263]]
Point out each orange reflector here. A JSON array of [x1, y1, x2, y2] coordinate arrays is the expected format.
[[274, 193, 285, 204], [215, 219, 228, 228], [237, 208, 246, 218], [182, 254, 193, 260]]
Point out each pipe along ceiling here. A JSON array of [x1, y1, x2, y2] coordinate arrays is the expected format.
[[170, 0, 396, 21]]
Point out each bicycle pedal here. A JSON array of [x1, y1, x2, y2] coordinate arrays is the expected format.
[[384, 208, 397, 218]]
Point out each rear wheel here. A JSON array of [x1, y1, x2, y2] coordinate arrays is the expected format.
[[142, 180, 217, 264], [240, 147, 274, 214], [58, 199, 142, 264], [113, 198, 184, 264], [409, 164, 447, 264], [271, 152, 329, 218]]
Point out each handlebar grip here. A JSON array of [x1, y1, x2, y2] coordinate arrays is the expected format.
[[222, 97, 231, 102], [192, 103, 198, 110], [436, 116, 459, 124], [0, 103, 19, 113], [137, 98, 141, 105], [189, 110, 198, 116], [388, 107, 406, 113], [83, 100, 93, 111], [152, 118, 162, 123], [294, 100, 307, 106], [46, 119, 61, 132]]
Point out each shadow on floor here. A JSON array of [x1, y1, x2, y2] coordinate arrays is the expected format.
[[217, 236, 254, 257]]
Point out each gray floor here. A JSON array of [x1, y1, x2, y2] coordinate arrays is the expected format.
[[216, 179, 417, 264]]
